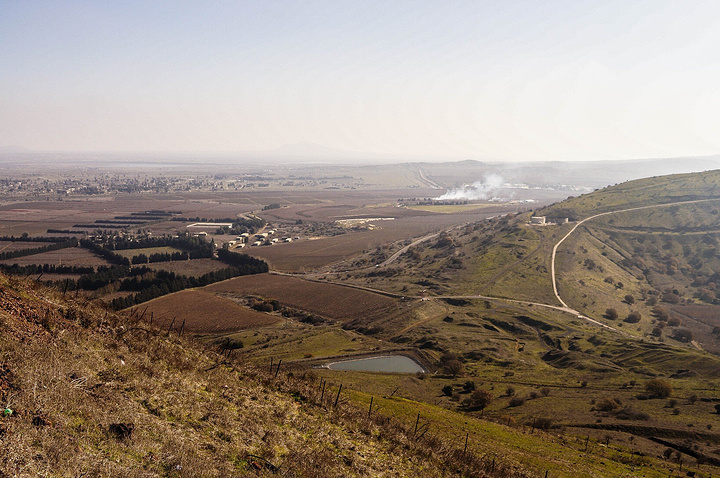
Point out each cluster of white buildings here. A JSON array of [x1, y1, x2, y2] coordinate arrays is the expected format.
[[529, 216, 569, 226]]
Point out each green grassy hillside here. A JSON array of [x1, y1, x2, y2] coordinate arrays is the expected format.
[[540, 169, 720, 218]]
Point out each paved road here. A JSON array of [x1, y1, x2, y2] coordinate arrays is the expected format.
[[416, 168, 443, 189]]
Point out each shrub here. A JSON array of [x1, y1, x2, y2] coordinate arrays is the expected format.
[[217, 337, 244, 350], [614, 407, 650, 420], [624, 311, 641, 323], [672, 328, 693, 342], [595, 397, 620, 412], [532, 417, 553, 430], [624, 294, 635, 304], [464, 389, 492, 411], [441, 385, 453, 397], [539, 387, 550, 397], [462, 381, 476, 392], [605, 308, 618, 320], [440, 352, 460, 363], [251, 300, 274, 312], [646, 379, 673, 398], [505, 386, 516, 396], [667, 317, 682, 327], [652, 306, 669, 321], [508, 396, 525, 407], [443, 360, 464, 377]]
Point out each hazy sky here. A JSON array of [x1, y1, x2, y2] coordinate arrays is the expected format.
[[2, 1, 720, 161]]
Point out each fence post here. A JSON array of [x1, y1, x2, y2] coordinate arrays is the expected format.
[[166, 317, 176, 335], [334, 384, 343, 408]]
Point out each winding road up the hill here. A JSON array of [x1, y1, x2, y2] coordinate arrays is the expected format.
[[549, 197, 720, 324]]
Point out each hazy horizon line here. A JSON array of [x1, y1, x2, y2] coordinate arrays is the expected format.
[[2, 143, 720, 166]]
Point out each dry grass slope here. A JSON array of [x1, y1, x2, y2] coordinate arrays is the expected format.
[[0, 274, 530, 477]]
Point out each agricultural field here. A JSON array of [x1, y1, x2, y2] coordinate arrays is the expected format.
[[0, 241, 49, 253], [114, 246, 184, 259], [145, 258, 228, 276], [206, 273, 409, 328], [0, 246, 110, 267], [130, 289, 281, 333]]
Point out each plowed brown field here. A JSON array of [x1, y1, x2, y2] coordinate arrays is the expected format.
[[206, 273, 404, 325], [131, 289, 281, 333], [0, 247, 110, 267], [146, 258, 228, 276]]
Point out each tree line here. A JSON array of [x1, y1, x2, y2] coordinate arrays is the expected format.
[[0, 263, 94, 275], [0, 239, 78, 261], [0, 235, 75, 243], [79, 239, 131, 266], [110, 254, 268, 310]]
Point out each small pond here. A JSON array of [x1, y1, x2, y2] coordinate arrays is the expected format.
[[327, 355, 426, 373]]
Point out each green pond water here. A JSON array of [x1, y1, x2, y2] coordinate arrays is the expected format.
[[327, 355, 426, 373]]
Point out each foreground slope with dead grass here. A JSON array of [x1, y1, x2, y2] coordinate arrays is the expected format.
[[0, 274, 532, 477]]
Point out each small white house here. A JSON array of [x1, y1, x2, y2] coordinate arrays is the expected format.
[[530, 216, 546, 225]]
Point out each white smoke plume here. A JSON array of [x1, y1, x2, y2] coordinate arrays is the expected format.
[[434, 174, 505, 201]]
